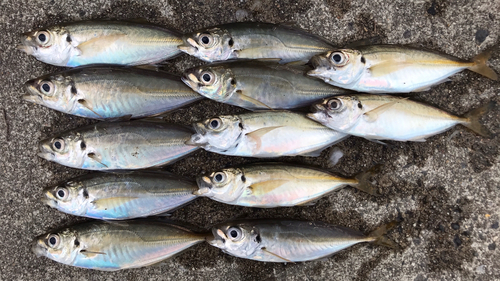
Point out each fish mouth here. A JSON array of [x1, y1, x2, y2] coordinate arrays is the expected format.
[[17, 44, 34, 55], [185, 123, 208, 146], [41, 189, 58, 208], [181, 73, 201, 91], [307, 104, 328, 123], [37, 142, 55, 161], [177, 37, 199, 55], [32, 238, 48, 258], [206, 227, 226, 248], [22, 81, 43, 104], [193, 176, 212, 196]]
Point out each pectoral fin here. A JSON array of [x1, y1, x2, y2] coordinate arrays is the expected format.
[[78, 99, 104, 119], [77, 34, 127, 57], [87, 153, 108, 168], [246, 126, 283, 151], [249, 180, 289, 196], [91, 197, 139, 210], [80, 250, 106, 258], [261, 247, 295, 263], [235, 90, 273, 110], [369, 61, 411, 77], [363, 99, 406, 122]]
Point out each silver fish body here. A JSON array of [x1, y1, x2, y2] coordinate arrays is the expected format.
[[23, 66, 203, 120], [209, 220, 394, 262], [179, 22, 334, 63], [308, 45, 497, 93], [308, 95, 490, 141], [196, 163, 362, 207], [38, 121, 199, 170], [33, 220, 207, 271], [42, 172, 198, 220], [19, 20, 182, 67], [182, 62, 350, 110], [187, 111, 348, 158]]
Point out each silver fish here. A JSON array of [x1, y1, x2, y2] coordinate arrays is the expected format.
[[187, 111, 348, 158], [182, 61, 350, 110], [33, 220, 208, 271], [23, 66, 203, 120], [178, 22, 334, 64], [308, 45, 498, 93], [208, 219, 396, 262], [19, 20, 182, 67], [308, 95, 491, 142], [42, 172, 198, 220], [195, 163, 378, 207], [38, 121, 199, 170]]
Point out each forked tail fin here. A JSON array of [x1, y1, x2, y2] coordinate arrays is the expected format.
[[463, 102, 494, 137], [368, 221, 398, 248], [469, 49, 498, 80]]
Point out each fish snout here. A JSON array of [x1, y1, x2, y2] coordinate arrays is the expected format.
[[37, 141, 55, 161], [193, 176, 212, 196], [178, 37, 199, 55], [32, 238, 47, 257]]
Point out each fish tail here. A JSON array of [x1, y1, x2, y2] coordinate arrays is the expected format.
[[353, 164, 382, 196], [469, 49, 498, 80], [368, 221, 398, 249], [463, 101, 494, 137]]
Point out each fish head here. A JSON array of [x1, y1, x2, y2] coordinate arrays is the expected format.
[[308, 49, 364, 85], [178, 27, 234, 62], [19, 26, 73, 66], [309, 96, 363, 131], [42, 180, 90, 216], [182, 65, 237, 102], [187, 115, 242, 152], [32, 227, 81, 266], [195, 168, 246, 202], [23, 73, 76, 112], [208, 222, 260, 258], [38, 131, 88, 169]]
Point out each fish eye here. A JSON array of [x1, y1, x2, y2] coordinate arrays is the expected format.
[[200, 71, 214, 85], [36, 31, 50, 45], [227, 227, 243, 241], [52, 138, 65, 152], [47, 234, 60, 248], [39, 81, 54, 95], [213, 172, 226, 183], [208, 117, 222, 130], [327, 98, 342, 110], [199, 33, 214, 47], [55, 187, 69, 200], [330, 52, 347, 66]]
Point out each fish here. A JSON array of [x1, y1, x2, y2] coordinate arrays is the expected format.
[[308, 45, 498, 93], [208, 219, 397, 262], [195, 163, 379, 207], [32, 220, 209, 271], [18, 20, 182, 67], [42, 171, 198, 220], [186, 111, 348, 158], [38, 120, 199, 170], [23, 66, 203, 120], [308, 95, 492, 142], [178, 22, 334, 64], [182, 61, 351, 110]]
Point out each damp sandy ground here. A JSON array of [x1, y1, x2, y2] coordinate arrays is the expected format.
[[1, 0, 499, 280]]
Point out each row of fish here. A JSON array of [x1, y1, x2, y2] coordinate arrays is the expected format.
[[33, 219, 396, 270], [23, 19, 496, 271], [37, 105, 489, 171], [42, 165, 377, 220], [20, 20, 497, 94]]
